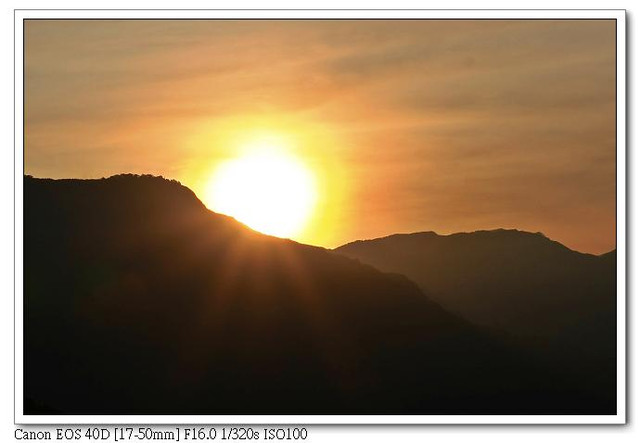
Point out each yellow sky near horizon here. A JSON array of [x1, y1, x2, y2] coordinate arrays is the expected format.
[[24, 19, 617, 254]]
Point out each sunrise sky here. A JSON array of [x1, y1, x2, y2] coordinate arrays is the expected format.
[[24, 19, 616, 253]]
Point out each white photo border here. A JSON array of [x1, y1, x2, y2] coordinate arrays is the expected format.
[[14, 8, 627, 425]]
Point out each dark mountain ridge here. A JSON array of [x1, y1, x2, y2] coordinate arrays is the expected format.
[[335, 229, 615, 351], [335, 229, 617, 407], [24, 175, 615, 414]]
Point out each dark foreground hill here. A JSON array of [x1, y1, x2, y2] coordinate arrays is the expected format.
[[24, 175, 614, 414]]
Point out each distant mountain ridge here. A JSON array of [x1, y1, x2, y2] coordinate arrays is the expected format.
[[24, 175, 615, 415], [335, 229, 616, 360], [345, 227, 612, 254]]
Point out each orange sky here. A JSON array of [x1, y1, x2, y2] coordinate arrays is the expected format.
[[24, 19, 617, 254]]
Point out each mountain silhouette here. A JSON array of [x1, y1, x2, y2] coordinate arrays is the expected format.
[[335, 230, 615, 351], [24, 175, 615, 415], [335, 230, 616, 407]]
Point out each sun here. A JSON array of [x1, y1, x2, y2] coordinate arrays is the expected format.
[[205, 146, 317, 239]]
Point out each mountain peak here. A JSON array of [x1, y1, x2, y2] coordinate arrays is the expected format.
[[24, 173, 202, 191], [25, 173, 207, 215], [339, 228, 578, 256]]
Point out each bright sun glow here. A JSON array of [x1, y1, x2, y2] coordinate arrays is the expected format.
[[206, 146, 317, 239]]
